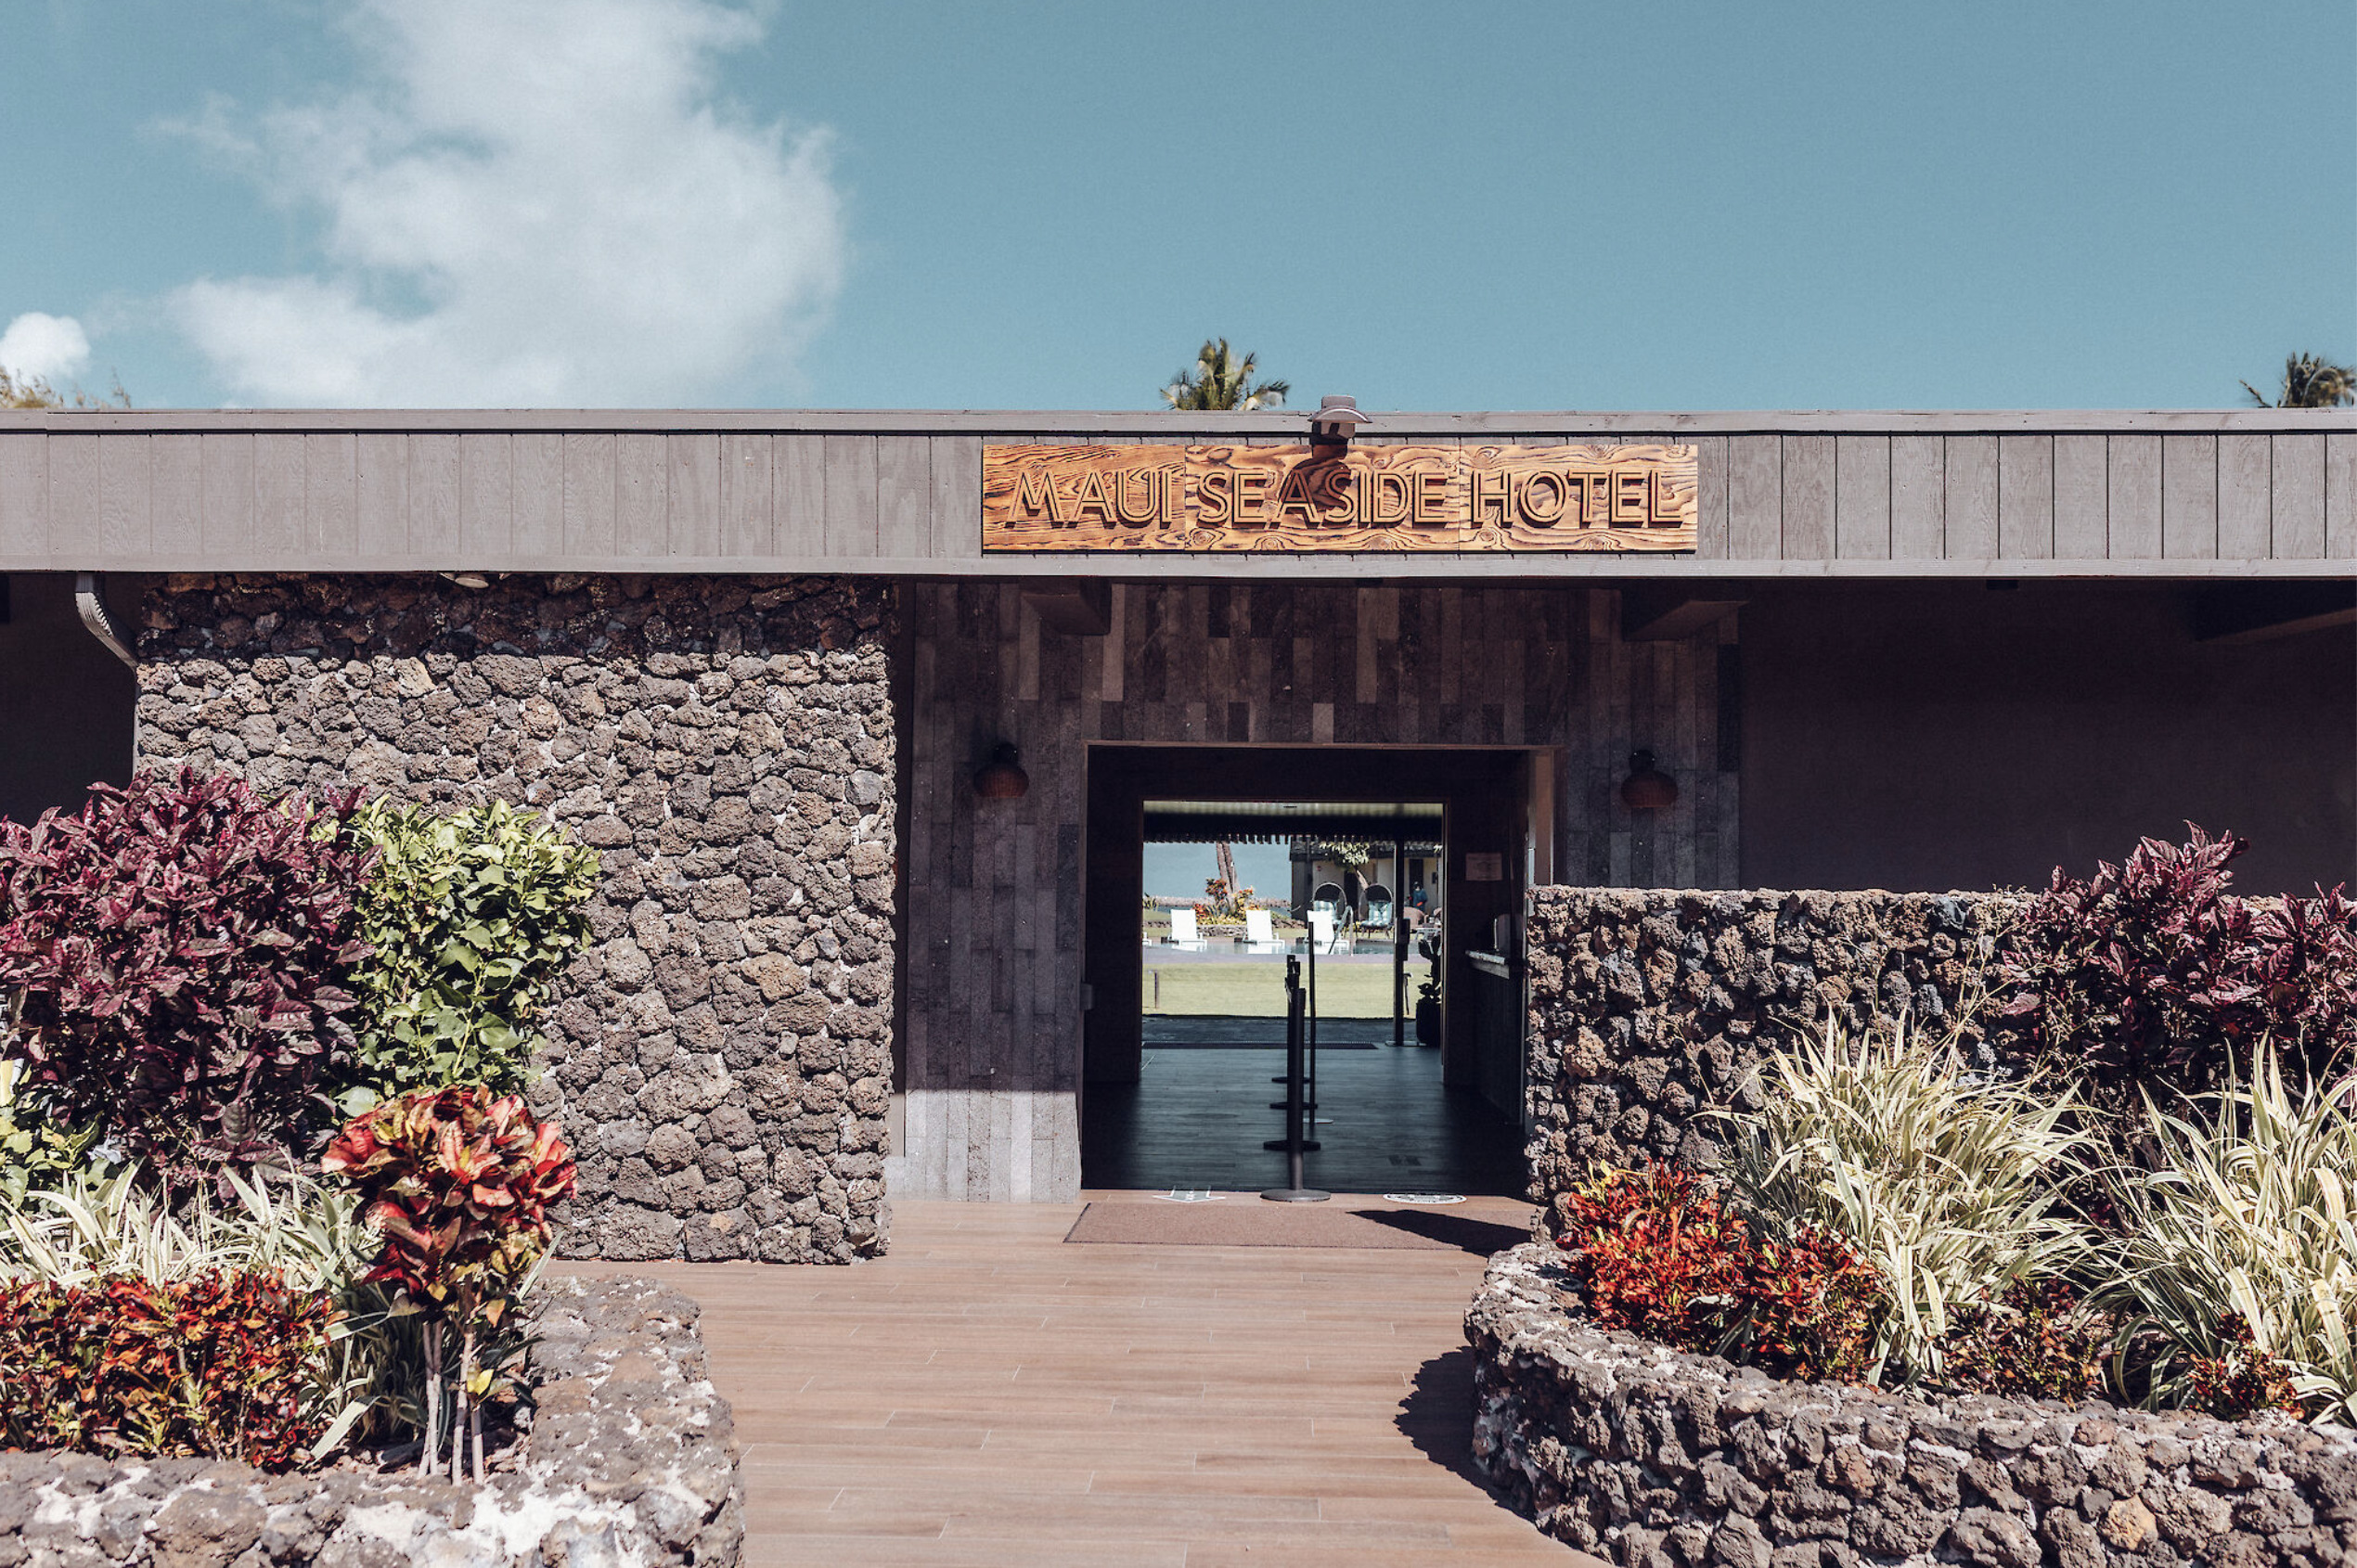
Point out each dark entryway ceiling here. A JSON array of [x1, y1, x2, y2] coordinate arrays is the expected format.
[[1141, 798, 1443, 844]]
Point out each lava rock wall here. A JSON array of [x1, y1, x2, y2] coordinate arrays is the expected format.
[[1524, 886, 2026, 1221], [136, 573, 895, 1263]]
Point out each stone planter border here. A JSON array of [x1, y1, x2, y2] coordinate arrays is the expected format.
[[1467, 1241, 2357, 1568], [0, 1273, 741, 1568]]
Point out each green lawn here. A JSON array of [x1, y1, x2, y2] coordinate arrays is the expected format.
[[1140, 960, 1423, 1018]]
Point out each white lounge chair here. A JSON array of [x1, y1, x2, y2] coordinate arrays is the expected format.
[[1243, 907, 1276, 951], [1167, 906, 1203, 949]]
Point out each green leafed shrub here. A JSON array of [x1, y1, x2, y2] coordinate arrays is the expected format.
[[0, 1060, 110, 1206], [2099, 1054, 2357, 1425], [339, 799, 597, 1107], [0, 1270, 336, 1471], [1719, 1011, 2097, 1386]]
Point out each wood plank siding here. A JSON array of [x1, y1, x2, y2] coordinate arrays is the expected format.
[[2, 411, 2348, 576]]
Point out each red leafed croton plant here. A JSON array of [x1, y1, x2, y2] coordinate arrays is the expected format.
[[323, 1086, 577, 1482]]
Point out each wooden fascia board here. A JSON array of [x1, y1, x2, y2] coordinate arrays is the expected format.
[[10, 554, 2352, 581]]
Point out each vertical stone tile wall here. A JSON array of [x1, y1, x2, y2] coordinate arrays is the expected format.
[[135, 573, 895, 1263], [1522, 886, 2024, 1223], [900, 582, 1739, 1201]]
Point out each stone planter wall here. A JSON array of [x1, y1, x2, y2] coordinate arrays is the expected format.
[[136, 573, 895, 1263], [1468, 1241, 2357, 1568], [1523, 887, 2026, 1222], [0, 1273, 741, 1567]]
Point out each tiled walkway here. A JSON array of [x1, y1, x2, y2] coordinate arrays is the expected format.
[[587, 1198, 1595, 1566], [1082, 1045, 1528, 1196]]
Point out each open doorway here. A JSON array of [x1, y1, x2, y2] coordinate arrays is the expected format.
[[1138, 799, 1440, 1051], [1080, 746, 1534, 1196]]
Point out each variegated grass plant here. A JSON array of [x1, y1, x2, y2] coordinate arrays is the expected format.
[[1717, 1009, 2098, 1385], [2099, 1052, 2357, 1425], [0, 1164, 363, 1291]]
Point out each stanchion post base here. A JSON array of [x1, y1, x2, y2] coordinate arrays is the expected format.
[[1259, 1188, 1332, 1202]]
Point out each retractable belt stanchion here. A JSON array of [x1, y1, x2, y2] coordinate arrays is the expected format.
[[1261, 955, 1329, 1202], [1269, 915, 1320, 1148], [1305, 924, 1320, 1126]]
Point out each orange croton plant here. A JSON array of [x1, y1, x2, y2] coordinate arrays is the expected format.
[[324, 1085, 576, 1482]]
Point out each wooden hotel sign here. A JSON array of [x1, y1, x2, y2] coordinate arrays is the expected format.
[[981, 443, 1696, 553]]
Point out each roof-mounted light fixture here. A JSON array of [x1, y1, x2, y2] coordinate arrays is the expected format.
[[1307, 394, 1372, 449]]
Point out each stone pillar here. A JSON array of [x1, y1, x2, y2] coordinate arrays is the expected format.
[[135, 572, 895, 1263]]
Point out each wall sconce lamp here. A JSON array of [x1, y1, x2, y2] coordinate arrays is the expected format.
[[1307, 394, 1372, 449], [972, 742, 1029, 800], [1619, 749, 1679, 811]]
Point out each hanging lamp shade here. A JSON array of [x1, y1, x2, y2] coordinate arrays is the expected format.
[[972, 742, 1029, 800], [1619, 749, 1678, 811]]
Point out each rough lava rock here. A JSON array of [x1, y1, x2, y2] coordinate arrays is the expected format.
[[1523, 887, 2029, 1227], [1466, 1240, 2357, 1568], [0, 1274, 741, 1567], [137, 573, 895, 1264]]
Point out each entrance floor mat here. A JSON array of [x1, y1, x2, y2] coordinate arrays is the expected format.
[[1063, 1195, 1534, 1253]]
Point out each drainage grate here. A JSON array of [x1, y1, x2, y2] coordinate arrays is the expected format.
[[1156, 1189, 1222, 1202], [1384, 1193, 1467, 1205]]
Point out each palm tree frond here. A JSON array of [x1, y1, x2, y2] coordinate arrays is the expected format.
[[1159, 338, 1286, 411], [2250, 353, 2357, 409]]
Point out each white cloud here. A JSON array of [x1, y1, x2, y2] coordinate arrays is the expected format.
[[168, 0, 844, 406], [0, 313, 92, 382]]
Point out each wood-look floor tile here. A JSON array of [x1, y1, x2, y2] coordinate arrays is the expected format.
[[743, 1534, 1191, 1568], [562, 1196, 1603, 1566]]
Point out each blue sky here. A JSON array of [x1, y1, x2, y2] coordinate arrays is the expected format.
[[3, 0, 2351, 411]]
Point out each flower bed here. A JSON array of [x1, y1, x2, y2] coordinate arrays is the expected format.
[[0, 773, 625, 1472], [0, 1273, 741, 1568], [1467, 1241, 2357, 1568], [1483, 829, 2357, 1561]]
